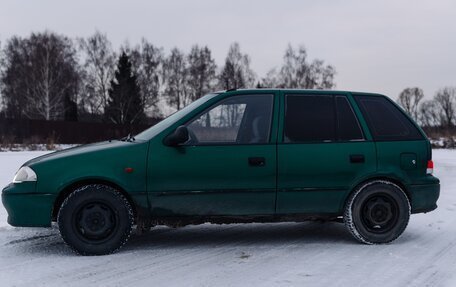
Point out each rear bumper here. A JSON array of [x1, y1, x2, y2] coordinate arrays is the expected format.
[[409, 182, 440, 214], [2, 183, 55, 227]]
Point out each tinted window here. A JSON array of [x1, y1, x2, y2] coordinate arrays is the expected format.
[[284, 95, 335, 142], [187, 94, 273, 144], [354, 95, 423, 141], [336, 96, 364, 141]]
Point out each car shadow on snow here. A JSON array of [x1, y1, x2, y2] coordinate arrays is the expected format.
[[1, 221, 415, 256], [124, 221, 358, 252]]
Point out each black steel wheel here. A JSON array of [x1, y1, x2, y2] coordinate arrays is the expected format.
[[344, 180, 410, 244], [58, 184, 133, 255]]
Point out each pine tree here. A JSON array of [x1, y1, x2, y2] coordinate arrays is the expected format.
[[105, 52, 144, 124]]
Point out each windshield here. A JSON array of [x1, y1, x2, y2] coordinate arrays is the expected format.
[[134, 93, 219, 141]]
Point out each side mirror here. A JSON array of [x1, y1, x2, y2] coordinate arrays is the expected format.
[[163, 125, 189, 146]]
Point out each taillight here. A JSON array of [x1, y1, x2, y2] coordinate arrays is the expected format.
[[426, 160, 434, 175]]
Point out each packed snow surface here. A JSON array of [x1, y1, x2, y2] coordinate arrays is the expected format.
[[0, 150, 455, 286]]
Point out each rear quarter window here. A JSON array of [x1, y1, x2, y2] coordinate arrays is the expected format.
[[354, 95, 423, 141], [336, 96, 364, 141]]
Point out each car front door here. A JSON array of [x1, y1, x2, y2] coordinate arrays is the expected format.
[[276, 92, 377, 215], [147, 92, 279, 216]]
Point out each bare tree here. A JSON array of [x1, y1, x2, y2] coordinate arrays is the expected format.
[[187, 45, 217, 100], [434, 87, 456, 127], [260, 68, 280, 89], [308, 59, 336, 89], [0, 39, 4, 114], [163, 48, 189, 110], [78, 31, 116, 116], [218, 42, 256, 90], [0, 37, 25, 119], [128, 39, 163, 117], [262, 44, 335, 89], [397, 87, 424, 121], [1, 32, 79, 120], [419, 100, 440, 127]]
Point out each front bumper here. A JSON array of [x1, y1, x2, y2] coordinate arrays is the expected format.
[[409, 182, 440, 214], [2, 183, 55, 227]]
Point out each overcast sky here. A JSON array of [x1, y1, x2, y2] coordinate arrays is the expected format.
[[0, 0, 455, 99]]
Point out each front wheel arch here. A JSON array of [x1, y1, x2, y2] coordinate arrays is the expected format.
[[52, 179, 137, 222], [57, 184, 134, 255]]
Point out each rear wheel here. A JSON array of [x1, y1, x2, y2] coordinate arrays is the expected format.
[[57, 184, 134, 255], [344, 180, 410, 244]]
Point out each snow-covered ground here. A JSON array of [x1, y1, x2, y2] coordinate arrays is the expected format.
[[0, 150, 455, 287]]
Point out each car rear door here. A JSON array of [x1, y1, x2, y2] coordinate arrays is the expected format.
[[276, 91, 377, 215]]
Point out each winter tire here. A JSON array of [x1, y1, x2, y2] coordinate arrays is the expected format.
[[344, 180, 411, 244], [57, 184, 134, 255]]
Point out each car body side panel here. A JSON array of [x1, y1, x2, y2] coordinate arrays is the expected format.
[[277, 141, 377, 214], [375, 140, 440, 212], [32, 141, 149, 197], [2, 141, 150, 227], [376, 141, 429, 185], [147, 143, 277, 216]]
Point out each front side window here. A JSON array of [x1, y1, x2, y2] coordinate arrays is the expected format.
[[187, 94, 274, 144]]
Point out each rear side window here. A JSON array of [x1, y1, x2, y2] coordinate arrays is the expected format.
[[284, 94, 364, 143], [284, 95, 336, 142], [354, 95, 423, 141], [336, 96, 364, 141]]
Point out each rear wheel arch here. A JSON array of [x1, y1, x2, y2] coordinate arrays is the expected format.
[[52, 179, 137, 222], [344, 176, 411, 212]]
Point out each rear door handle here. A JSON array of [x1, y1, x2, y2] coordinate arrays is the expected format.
[[248, 157, 266, 167], [350, 154, 365, 163]]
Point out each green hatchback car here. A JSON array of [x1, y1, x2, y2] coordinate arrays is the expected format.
[[2, 89, 440, 255]]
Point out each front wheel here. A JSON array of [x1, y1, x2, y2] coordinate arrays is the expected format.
[[57, 184, 134, 255], [344, 180, 410, 244]]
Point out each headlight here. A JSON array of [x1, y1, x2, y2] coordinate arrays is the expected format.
[[13, 166, 37, 183]]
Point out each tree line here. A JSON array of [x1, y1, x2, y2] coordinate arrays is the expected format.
[[1, 31, 452, 130], [397, 87, 456, 128], [0, 31, 335, 124]]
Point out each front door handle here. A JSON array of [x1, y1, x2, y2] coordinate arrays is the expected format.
[[248, 157, 266, 167], [350, 154, 365, 163]]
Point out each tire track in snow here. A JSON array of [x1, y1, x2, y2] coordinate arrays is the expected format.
[[7, 224, 242, 287]]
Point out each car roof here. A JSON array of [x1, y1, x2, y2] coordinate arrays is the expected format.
[[217, 88, 385, 97]]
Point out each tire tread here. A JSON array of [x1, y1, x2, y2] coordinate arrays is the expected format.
[[57, 184, 134, 255], [343, 180, 411, 245]]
